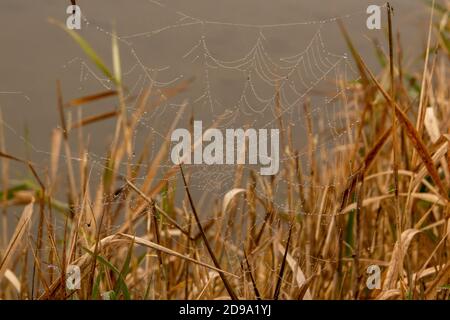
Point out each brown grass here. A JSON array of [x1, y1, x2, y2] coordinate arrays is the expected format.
[[0, 2, 449, 300]]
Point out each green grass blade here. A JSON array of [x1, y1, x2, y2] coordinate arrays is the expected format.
[[49, 18, 117, 85], [83, 247, 131, 300]]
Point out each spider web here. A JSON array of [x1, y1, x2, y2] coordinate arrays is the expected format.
[[72, 1, 364, 203], [1, 0, 380, 283]]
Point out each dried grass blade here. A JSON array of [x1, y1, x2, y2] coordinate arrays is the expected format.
[[273, 224, 293, 300], [358, 55, 448, 199], [179, 164, 239, 300], [69, 110, 119, 129], [65, 90, 117, 108], [382, 228, 420, 291], [0, 201, 34, 281]]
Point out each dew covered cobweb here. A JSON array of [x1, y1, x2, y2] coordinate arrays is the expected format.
[[74, 2, 366, 203], [1, 0, 382, 276]]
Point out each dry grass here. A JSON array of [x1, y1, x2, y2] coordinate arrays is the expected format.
[[0, 2, 449, 300]]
